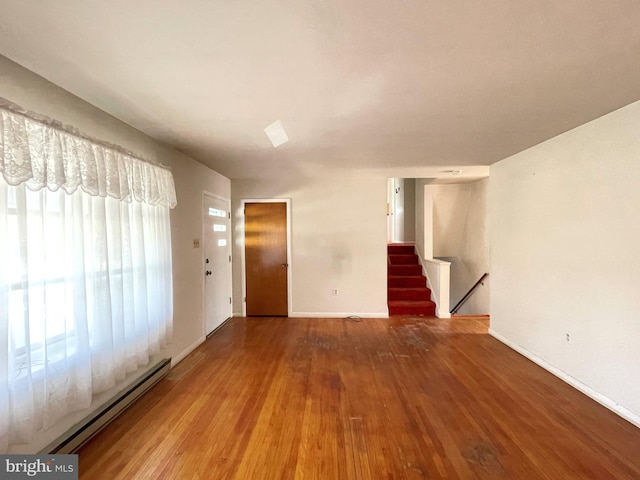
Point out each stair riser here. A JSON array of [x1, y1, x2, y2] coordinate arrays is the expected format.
[[388, 289, 432, 301], [387, 245, 415, 255], [388, 277, 426, 288], [389, 254, 419, 265], [388, 305, 436, 316], [388, 265, 422, 276]]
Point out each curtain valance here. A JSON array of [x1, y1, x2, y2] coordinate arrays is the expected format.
[[0, 98, 177, 208]]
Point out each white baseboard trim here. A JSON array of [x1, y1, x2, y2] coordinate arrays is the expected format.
[[171, 335, 206, 368], [437, 311, 451, 319], [233, 311, 243, 317], [290, 312, 389, 319], [489, 328, 640, 429]]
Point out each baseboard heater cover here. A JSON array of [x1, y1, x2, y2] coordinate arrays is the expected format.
[[42, 358, 172, 454]]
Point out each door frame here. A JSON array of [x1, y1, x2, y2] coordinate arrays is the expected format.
[[393, 178, 405, 243], [202, 192, 233, 335], [387, 178, 395, 243], [239, 198, 292, 317]]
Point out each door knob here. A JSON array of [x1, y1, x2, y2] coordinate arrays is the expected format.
[[281, 263, 288, 267], [205, 270, 212, 276]]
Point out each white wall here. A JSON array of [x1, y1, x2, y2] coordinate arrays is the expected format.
[[0, 55, 231, 451], [428, 181, 490, 314], [489, 100, 640, 425], [390, 178, 416, 243], [414, 179, 431, 260], [168, 154, 230, 362], [232, 177, 388, 317]]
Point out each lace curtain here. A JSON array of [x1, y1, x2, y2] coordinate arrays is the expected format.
[[0, 98, 176, 208], [0, 99, 176, 452]]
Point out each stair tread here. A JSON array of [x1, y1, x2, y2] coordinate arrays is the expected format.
[[388, 277, 426, 281], [387, 246, 433, 316], [388, 300, 436, 316], [388, 300, 436, 306]]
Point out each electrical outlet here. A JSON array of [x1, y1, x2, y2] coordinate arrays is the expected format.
[[193, 239, 200, 248], [565, 333, 571, 343], [332, 288, 339, 296]]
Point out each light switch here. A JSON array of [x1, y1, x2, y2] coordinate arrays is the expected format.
[[193, 239, 200, 248]]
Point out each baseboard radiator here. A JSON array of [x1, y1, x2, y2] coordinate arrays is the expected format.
[[42, 358, 172, 454]]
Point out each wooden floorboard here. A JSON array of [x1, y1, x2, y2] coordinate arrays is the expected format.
[[77, 316, 640, 479]]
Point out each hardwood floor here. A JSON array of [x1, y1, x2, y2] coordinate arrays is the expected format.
[[78, 317, 640, 479]]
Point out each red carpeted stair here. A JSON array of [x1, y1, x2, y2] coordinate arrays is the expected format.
[[388, 244, 436, 316]]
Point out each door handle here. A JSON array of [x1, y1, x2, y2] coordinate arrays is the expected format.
[[281, 263, 288, 268], [205, 270, 212, 276]]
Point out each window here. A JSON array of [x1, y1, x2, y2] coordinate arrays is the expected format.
[[208, 207, 227, 218], [0, 100, 177, 453], [5, 187, 75, 380]]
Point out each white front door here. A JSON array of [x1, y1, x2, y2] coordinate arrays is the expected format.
[[204, 194, 232, 335]]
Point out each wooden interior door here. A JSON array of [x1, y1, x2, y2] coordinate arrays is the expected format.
[[245, 202, 288, 316]]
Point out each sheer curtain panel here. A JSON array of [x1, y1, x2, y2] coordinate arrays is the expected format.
[[0, 99, 176, 452]]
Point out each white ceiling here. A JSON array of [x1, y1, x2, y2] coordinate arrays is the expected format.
[[1, 1, 639, 179]]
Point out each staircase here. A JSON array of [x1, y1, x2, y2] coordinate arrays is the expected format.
[[387, 244, 436, 316]]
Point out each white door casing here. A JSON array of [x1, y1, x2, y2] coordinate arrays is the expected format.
[[393, 178, 405, 243]]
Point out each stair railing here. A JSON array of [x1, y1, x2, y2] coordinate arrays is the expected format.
[[451, 273, 488, 315]]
